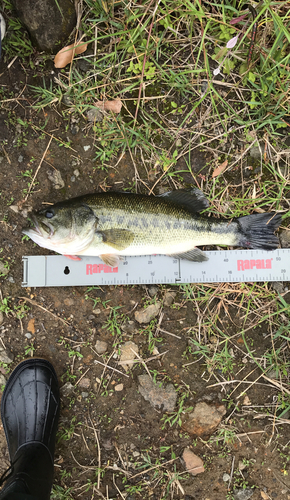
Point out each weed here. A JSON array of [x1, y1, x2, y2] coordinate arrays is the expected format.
[[57, 417, 81, 443], [51, 485, 74, 500]]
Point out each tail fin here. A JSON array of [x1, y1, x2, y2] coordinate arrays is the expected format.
[[237, 212, 281, 250]]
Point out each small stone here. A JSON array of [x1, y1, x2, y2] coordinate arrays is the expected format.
[[47, 169, 65, 189], [182, 448, 204, 476], [121, 320, 136, 334], [119, 341, 138, 371], [249, 145, 261, 159], [280, 230, 290, 248], [132, 451, 140, 457], [163, 291, 177, 307], [64, 298, 74, 306], [87, 108, 103, 123], [238, 461, 247, 471], [60, 382, 74, 397], [138, 374, 177, 411], [18, 155, 24, 163], [272, 282, 284, 295], [233, 488, 254, 500], [148, 286, 158, 297], [25, 333, 32, 339], [267, 369, 280, 380], [92, 308, 101, 315], [27, 318, 35, 334], [0, 373, 7, 387], [12, 0, 77, 52], [0, 262, 9, 276], [182, 401, 226, 437], [95, 340, 108, 354], [83, 145, 91, 152], [73, 169, 80, 177], [134, 302, 161, 324], [223, 473, 231, 482], [9, 205, 19, 214], [115, 383, 123, 392], [78, 377, 90, 389], [81, 392, 89, 398], [0, 348, 14, 364], [7, 277, 15, 283]]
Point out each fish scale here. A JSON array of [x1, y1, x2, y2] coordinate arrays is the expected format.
[[22, 249, 290, 287]]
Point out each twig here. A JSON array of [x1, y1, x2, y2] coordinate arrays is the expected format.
[[75, 367, 90, 386], [158, 328, 181, 339], [113, 474, 126, 500], [130, 458, 178, 479], [24, 136, 53, 201], [89, 415, 101, 490], [130, 347, 152, 379], [261, 374, 290, 396], [19, 296, 69, 326], [228, 455, 235, 491], [92, 355, 129, 378]]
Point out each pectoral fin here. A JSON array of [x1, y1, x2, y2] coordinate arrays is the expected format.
[[63, 255, 82, 261], [168, 248, 208, 262], [98, 228, 134, 250], [100, 254, 120, 267]]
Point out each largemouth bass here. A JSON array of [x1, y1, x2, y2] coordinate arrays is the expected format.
[[23, 189, 281, 266]]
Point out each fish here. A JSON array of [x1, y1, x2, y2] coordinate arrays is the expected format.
[[23, 188, 282, 267]]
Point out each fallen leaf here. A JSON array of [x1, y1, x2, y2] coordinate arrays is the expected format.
[[230, 13, 248, 25], [212, 160, 228, 178], [94, 99, 122, 114], [227, 35, 239, 49], [261, 492, 270, 499], [213, 67, 221, 76], [54, 42, 88, 68], [27, 318, 35, 334], [182, 448, 204, 475]]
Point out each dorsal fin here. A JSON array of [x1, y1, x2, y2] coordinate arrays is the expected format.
[[158, 188, 209, 214]]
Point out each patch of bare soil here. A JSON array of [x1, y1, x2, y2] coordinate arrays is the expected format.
[[0, 61, 289, 500]]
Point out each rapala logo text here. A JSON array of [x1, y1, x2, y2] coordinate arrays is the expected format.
[[86, 264, 118, 275], [237, 259, 272, 271]]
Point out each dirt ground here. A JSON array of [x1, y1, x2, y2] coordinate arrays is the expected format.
[[0, 59, 290, 500]]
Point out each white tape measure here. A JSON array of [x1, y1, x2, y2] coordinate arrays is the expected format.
[[22, 249, 289, 287]]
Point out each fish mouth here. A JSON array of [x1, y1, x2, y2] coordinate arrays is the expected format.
[[24, 215, 55, 239]]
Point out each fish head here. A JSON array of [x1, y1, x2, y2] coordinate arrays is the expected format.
[[23, 202, 98, 255]]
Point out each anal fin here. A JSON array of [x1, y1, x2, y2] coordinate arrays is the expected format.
[[168, 248, 208, 262]]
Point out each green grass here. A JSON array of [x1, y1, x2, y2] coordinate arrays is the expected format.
[[1, 1, 290, 498]]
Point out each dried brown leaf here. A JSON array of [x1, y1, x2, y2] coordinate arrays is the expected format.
[[260, 492, 270, 499], [94, 99, 122, 114], [212, 160, 228, 178], [54, 42, 88, 68]]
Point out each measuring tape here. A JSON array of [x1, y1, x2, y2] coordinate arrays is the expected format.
[[22, 249, 289, 287]]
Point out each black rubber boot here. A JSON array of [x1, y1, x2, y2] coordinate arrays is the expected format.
[[0, 358, 60, 500]]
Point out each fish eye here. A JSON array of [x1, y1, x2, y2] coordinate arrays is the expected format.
[[45, 209, 54, 219]]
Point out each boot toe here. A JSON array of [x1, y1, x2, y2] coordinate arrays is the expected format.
[[1, 358, 60, 462]]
